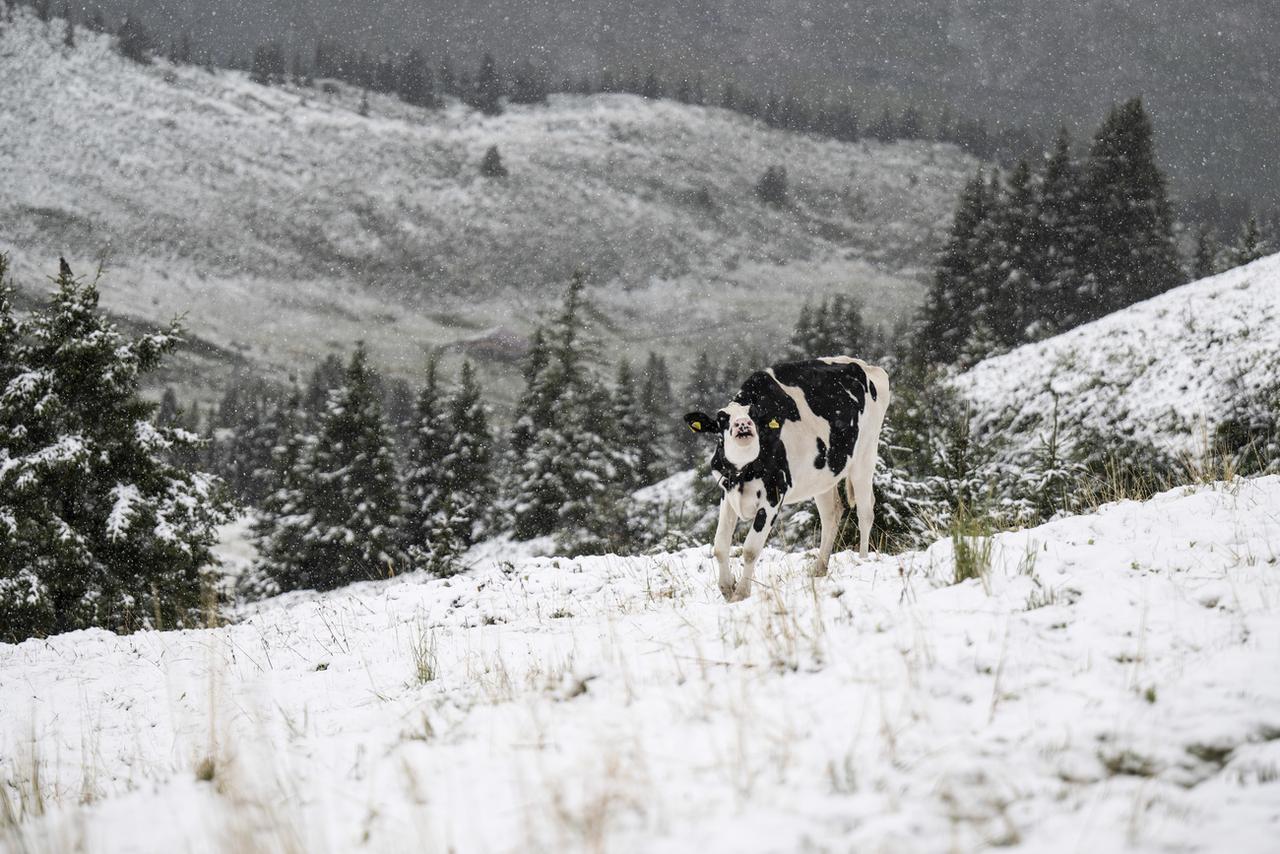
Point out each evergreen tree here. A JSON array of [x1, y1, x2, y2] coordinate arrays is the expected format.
[[641, 69, 662, 100], [509, 326, 550, 459], [471, 53, 503, 115], [511, 277, 587, 539], [250, 42, 286, 85], [786, 300, 816, 359], [610, 359, 645, 491], [552, 377, 632, 555], [984, 159, 1041, 348], [640, 351, 676, 483], [258, 344, 402, 592], [303, 353, 345, 423], [917, 169, 996, 364], [509, 60, 548, 104], [398, 48, 436, 107], [511, 272, 628, 549], [244, 389, 307, 600], [401, 357, 448, 553], [116, 13, 151, 64], [439, 361, 494, 546], [0, 258, 231, 641], [62, 8, 74, 48], [1036, 128, 1090, 335], [755, 165, 788, 206], [898, 105, 923, 139], [1081, 97, 1182, 318], [1229, 215, 1270, 267], [156, 387, 180, 427], [1192, 224, 1219, 280], [480, 145, 508, 178], [868, 107, 897, 142]]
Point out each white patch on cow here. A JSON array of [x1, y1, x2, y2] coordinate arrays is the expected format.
[[720, 401, 759, 468]]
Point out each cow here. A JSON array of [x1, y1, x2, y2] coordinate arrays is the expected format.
[[683, 356, 891, 601]]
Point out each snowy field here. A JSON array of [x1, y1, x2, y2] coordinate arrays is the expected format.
[[3, 477, 1279, 852], [956, 253, 1280, 460], [0, 12, 972, 404]]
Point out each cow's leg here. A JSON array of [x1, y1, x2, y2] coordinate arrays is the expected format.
[[849, 465, 876, 559], [734, 500, 780, 601], [712, 497, 737, 601], [812, 486, 840, 577]]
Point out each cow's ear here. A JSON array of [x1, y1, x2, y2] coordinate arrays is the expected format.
[[684, 411, 715, 434]]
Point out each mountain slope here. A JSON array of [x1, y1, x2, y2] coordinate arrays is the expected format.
[[90, 0, 1280, 206], [0, 12, 972, 402], [954, 253, 1280, 460], [3, 478, 1279, 851]]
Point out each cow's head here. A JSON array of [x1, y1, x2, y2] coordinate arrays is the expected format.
[[684, 400, 783, 469]]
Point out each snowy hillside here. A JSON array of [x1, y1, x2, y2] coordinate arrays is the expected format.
[[0, 12, 972, 401], [4, 478, 1279, 852], [955, 253, 1280, 459]]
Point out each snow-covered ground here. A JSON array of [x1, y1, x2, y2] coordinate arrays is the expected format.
[[4, 476, 1279, 852], [955, 253, 1280, 460], [0, 11, 973, 404]]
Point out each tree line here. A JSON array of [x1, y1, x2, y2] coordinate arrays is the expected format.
[[913, 97, 1274, 368], [7, 0, 1027, 161]]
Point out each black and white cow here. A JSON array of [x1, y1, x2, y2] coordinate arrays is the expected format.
[[684, 357, 891, 601]]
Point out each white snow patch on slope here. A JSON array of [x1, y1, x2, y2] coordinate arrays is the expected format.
[[954, 253, 1280, 459], [3, 477, 1279, 851]]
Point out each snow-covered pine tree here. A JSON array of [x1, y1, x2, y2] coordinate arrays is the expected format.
[[513, 273, 634, 551], [260, 344, 403, 592], [984, 159, 1042, 349], [1081, 97, 1182, 319], [609, 361, 645, 494], [400, 356, 449, 553], [471, 53, 502, 115], [917, 169, 995, 365], [1229, 215, 1271, 268], [480, 145, 508, 178], [639, 351, 676, 484], [511, 275, 590, 538], [1036, 128, 1091, 336], [439, 360, 495, 547], [303, 353, 345, 423], [552, 377, 634, 555], [243, 389, 309, 600], [0, 258, 231, 642]]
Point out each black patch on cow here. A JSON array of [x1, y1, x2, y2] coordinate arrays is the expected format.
[[869, 380, 878, 401], [732, 371, 802, 426], [814, 438, 827, 470], [771, 359, 871, 477], [711, 443, 791, 507], [705, 369, 801, 506], [753, 508, 768, 532]]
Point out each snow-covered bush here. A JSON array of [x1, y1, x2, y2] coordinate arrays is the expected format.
[[0, 257, 232, 642]]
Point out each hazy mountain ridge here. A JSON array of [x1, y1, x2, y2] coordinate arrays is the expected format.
[[86, 0, 1280, 206], [1, 11, 972, 403]]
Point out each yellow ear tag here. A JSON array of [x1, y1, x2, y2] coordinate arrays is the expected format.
[[690, 421, 701, 431], [768, 419, 780, 429]]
